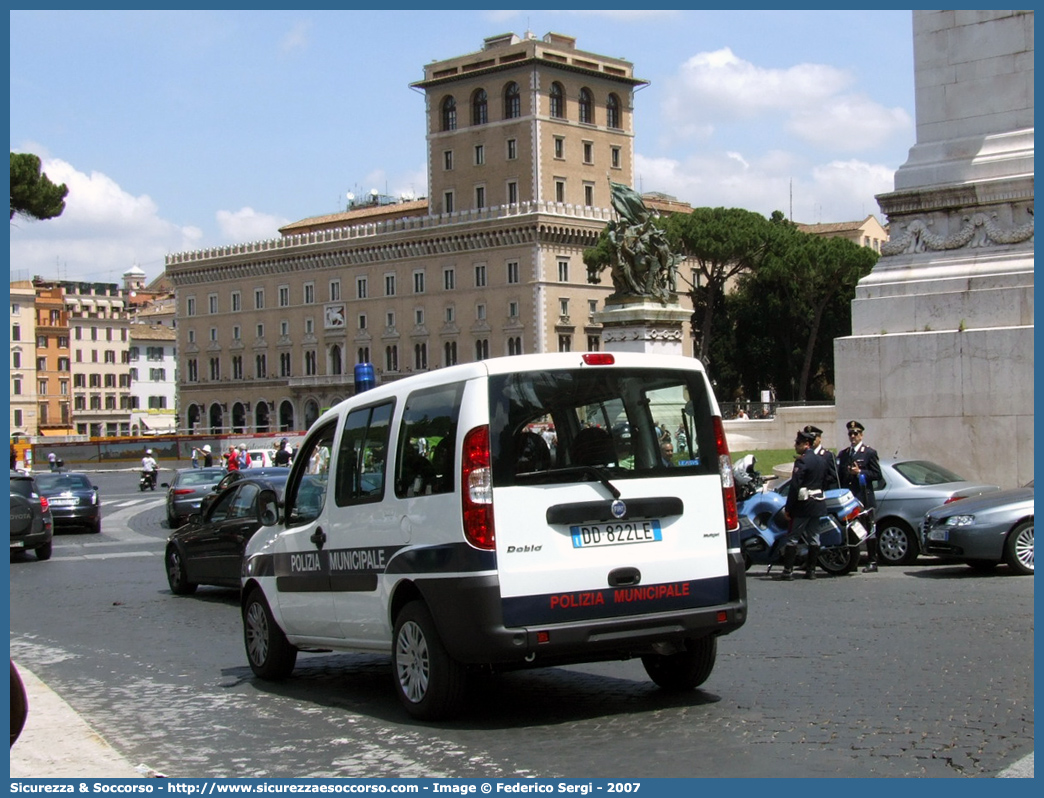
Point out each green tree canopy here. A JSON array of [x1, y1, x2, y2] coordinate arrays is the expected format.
[[663, 207, 783, 364], [726, 229, 878, 401], [10, 152, 68, 222]]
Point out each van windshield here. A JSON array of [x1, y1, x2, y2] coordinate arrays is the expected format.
[[488, 367, 718, 487]]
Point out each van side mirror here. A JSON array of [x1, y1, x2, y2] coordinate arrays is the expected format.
[[258, 489, 280, 526]]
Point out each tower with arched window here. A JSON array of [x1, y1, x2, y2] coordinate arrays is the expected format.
[[414, 31, 644, 215]]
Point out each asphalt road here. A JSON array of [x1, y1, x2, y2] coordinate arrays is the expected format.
[[8, 470, 1035, 778]]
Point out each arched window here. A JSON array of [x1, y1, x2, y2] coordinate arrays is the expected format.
[[329, 344, 342, 376], [232, 402, 247, 434], [578, 88, 593, 124], [441, 96, 457, 131], [278, 400, 294, 432], [504, 82, 520, 119], [209, 403, 223, 435], [255, 402, 270, 433], [304, 399, 320, 429], [472, 89, 488, 125], [606, 93, 621, 129], [187, 404, 201, 433], [549, 82, 564, 119]]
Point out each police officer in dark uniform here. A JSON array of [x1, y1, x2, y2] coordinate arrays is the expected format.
[[781, 428, 828, 581], [803, 424, 839, 490], [837, 419, 882, 572]]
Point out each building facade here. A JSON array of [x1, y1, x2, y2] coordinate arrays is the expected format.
[[10, 281, 39, 439], [10, 269, 175, 441], [166, 32, 694, 436], [796, 214, 889, 253], [128, 324, 178, 435], [57, 280, 133, 438], [32, 285, 73, 436]]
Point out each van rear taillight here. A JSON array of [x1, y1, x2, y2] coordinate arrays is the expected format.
[[462, 425, 495, 550], [714, 416, 739, 531], [581, 353, 615, 365]]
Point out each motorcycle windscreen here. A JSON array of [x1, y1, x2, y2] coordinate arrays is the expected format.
[[488, 366, 731, 628]]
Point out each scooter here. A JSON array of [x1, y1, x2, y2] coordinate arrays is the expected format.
[[733, 454, 870, 576], [139, 470, 157, 491]]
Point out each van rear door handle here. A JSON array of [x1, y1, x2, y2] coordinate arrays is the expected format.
[[608, 567, 641, 587], [309, 527, 326, 550]]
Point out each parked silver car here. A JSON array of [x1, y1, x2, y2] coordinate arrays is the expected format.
[[922, 481, 1033, 575], [162, 467, 227, 528], [775, 459, 999, 565]]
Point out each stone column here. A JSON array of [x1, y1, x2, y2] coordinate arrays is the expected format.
[[834, 10, 1033, 487], [595, 297, 691, 356]]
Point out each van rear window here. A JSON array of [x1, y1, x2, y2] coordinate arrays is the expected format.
[[488, 368, 718, 487]]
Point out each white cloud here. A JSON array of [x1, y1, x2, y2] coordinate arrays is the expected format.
[[216, 207, 292, 241], [279, 20, 311, 54], [665, 47, 852, 123], [661, 47, 909, 153], [9, 157, 202, 284], [634, 151, 894, 223], [787, 95, 912, 151]]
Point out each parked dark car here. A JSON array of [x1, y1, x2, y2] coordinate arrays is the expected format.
[[199, 466, 291, 516], [775, 458, 999, 565], [32, 471, 101, 533], [162, 467, 227, 528], [165, 474, 290, 594], [922, 481, 1034, 575], [10, 471, 54, 560]]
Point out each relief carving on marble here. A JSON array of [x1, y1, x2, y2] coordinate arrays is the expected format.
[[882, 204, 1034, 256]]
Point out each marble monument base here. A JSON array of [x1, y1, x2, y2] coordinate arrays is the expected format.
[[593, 298, 691, 356]]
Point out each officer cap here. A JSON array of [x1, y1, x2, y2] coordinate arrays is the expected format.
[[803, 425, 824, 437], [795, 429, 816, 444], [846, 420, 865, 433]]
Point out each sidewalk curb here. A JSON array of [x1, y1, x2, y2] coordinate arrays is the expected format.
[[9, 663, 147, 779]]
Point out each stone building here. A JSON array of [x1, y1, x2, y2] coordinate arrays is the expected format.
[[128, 324, 178, 436], [31, 284, 73, 437], [796, 215, 889, 253], [165, 32, 687, 436], [10, 281, 39, 440]]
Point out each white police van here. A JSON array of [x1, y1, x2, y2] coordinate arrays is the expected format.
[[241, 352, 747, 718]]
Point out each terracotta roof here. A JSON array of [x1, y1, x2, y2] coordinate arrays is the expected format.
[[128, 324, 177, 341], [795, 214, 880, 235], [279, 200, 429, 234]]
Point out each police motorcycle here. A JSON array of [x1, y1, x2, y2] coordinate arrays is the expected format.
[[733, 454, 869, 575]]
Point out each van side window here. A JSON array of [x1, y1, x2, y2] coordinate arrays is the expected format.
[[335, 402, 393, 506], [283, 421, 337, 526], [394, 382, 463, 498]]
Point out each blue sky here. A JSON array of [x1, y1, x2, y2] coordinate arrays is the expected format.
[[10, 9, 915, 285]]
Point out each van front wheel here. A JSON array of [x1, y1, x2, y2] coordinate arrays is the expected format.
[[243, 588, 297, 680], [393, 601, 466, 720], [642, 635, 717, 691]]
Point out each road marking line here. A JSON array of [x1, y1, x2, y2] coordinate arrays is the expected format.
[[48, 551, 161, 562]]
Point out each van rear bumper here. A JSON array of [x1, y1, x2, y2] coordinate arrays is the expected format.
[[418, 561, 747, 667]]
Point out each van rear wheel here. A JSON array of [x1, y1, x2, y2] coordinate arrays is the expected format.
[[642, 635, 717, 691], [393, 600, 466, 720]]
